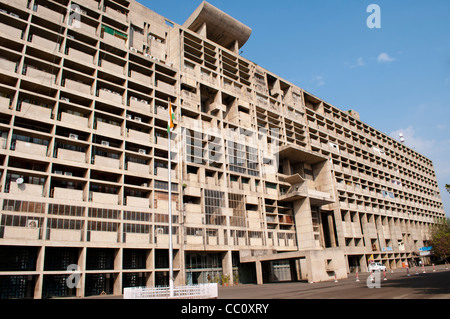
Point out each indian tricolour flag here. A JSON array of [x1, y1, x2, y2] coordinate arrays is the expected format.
[[167, 102, 175, 133]]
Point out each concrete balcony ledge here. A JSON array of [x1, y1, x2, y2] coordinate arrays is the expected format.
[[65, 78, 92, 95], [185, 203, 202, 214], [60, 112, 89, 128], [89, 230, 118, 243], [49, 229, 82, 242], [98, 89, 123, 104], [127, 161, 150, 175], [126, 196, 150, 208], [9, 182, 44, 198], [0, 57, 17, 73], [3, 226, 40, 240], [0, 96, 12, 112], [57, 148, 86, 163], [96, 121, 122, 137], [53, 187, 84, 201], [15, 140, 48, 157], [68, 48, 95, 64], [20, 102, 52, 120], [37, 5, 63, 23], [94, 155, 120, 169], [128, 129, 151, 143], [0, 22, 22, 39], [90, 192, 119, 205], [125, 233, 150, 244], [129, 98, 151, 114]]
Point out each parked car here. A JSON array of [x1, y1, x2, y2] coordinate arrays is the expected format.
[[368, 262, 386, 272]]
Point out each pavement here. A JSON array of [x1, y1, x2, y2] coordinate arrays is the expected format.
[[217, 265, 450, 299]]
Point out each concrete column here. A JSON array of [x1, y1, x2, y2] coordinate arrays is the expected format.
[[77, 247, 86, 298], [146, 249, 154, 287], [328, 213, 337, 247], [222, 250, 233, 285], [113, 248, 122, 295], [293, 198, 316, 250], [33, 246, 45, 299], [255, 259, 263, 285]]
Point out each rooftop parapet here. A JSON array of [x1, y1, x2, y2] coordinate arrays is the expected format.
[[183, 1, 252, 52]]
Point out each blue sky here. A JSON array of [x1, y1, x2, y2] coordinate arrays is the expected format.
[[139, 0, 450, 216]]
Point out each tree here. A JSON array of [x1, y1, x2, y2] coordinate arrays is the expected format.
[[429, 218, 450, 264], [446, 184, 450, 194]]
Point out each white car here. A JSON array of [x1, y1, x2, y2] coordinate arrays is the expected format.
[[368, 262, 386, 272]]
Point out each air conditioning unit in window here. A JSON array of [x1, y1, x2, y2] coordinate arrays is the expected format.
[[55, 171, 63, 175], [69, 133, 78, 140], [27, 220, 39, 228], [135, 117, 141, 122], [64, 172, 73, 176], [101, 140, 109, 146], [126, 114, 132, 119], [139, 149, 146, 154], [141, 183, 148, 187], [156, 228, 164, 235]]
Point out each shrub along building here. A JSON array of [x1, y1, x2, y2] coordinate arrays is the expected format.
[[0, 0, 446, 298]]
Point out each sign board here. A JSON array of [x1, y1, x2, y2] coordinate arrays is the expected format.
[[419, 246, 432, 252]]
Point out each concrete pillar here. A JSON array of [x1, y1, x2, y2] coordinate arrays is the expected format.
[[33, 246, 45, 299], [255, 259, 263, 285], [146, 249, 154, 287], [222, 250, 233, 285], [293, 198, 316, 250], [77, 247, 86, 298], [113, 248, 122, 295], [328, 213, 337, 247]]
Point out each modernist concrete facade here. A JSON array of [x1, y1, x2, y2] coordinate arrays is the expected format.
[[0, 0, 445, 298]]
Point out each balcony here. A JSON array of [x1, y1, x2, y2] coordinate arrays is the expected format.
[[19, 102, 52, 120], [129, 98, 151, 114], [37, 5, 63, 23], [90, 191, 119, 205], [127, 162, 150, 175], [60, 112, 89, 128], [93, 155, 120, 170], [25, 66, 56, 87], [15, 140, 48, 157], [102, 32, 126, 48], [127, 129, 151, 143], [64, 78, 92, 95], [125, 196, 149, 208], [2, 226, 40, 240], [57, 148, 87, 163], [0, 57, 17, 73], [98, 89, 123, 104], [0, 22, 22, 39], [130, 70, 151, 84], [9, 182, 44, 198], [68, 48, 94, 64], [105, 7, 127, 24], [155, 167, 176, 180], [0, 96, 12, 113], [53, 187, 84, 201], [100, 59, 124, 75], [89, 231, 118, 243], [184, 203, 202, 225], [48, 229, 82, 242], [31, 35, 60, 52], [96, 121, 122, 138]]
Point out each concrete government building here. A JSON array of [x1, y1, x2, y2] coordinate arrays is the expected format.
[[0, 0, 446, 298]]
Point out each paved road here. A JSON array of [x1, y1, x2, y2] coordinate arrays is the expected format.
[[218, 265, 450, 299]]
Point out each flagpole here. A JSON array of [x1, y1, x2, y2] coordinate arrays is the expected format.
[[168, 100, 174, 297]]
